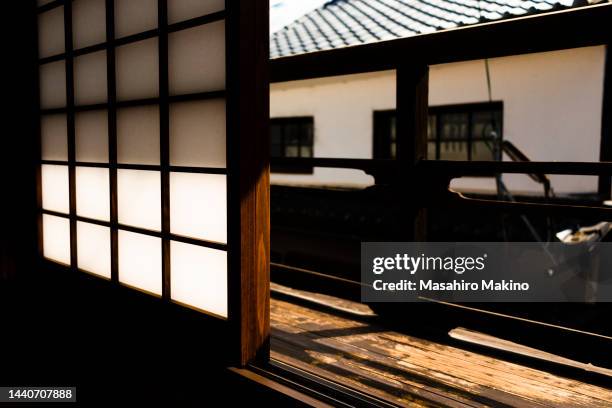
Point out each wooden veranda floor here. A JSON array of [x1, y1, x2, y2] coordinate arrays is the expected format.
[[270, 290, 612, 407]]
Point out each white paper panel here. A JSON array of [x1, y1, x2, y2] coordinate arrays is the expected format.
[[168, 21, 225, 95], [72, 0, 106, 50], [75, 110, 109, 162], [42, 164, 69, 214], [118, 230, 162, 295], [41, 114, 68, 161], [117, 169, 161, 231], [117, 105, 160, 165], [77, 221, 111, 278], [116, 38, 159, 101], [40, 61, 66, 109], [76, 167, 110, 221], [114, 0, 157, 38], [169, 99, 226, 167], [171, 241, 227, 317], [43, 214, 71, 265], [170, 173, 226, 243], [38, 6, 65, 58], [168, 0, 224, 24], [74, 50, 108, 105]]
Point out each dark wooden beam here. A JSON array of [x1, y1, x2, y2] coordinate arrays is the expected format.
[[269, 158, 612, 179], [226, 0, 270, 366], [396, 64, 429, 241], [270, 4, 612, 83], [599, 44, 612, 199]]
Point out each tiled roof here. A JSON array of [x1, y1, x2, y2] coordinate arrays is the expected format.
[[270, 0, 583, 58]]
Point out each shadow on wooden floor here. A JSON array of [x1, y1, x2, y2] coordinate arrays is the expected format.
[[270, 296, 612, 407]]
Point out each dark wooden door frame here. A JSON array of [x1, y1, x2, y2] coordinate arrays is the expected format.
[[32, 0, 270, 368], [226, 0, 270, 367]]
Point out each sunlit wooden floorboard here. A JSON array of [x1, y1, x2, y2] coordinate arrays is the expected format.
[[270, 297, 612, 407]]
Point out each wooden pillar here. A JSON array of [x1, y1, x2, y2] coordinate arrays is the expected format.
[[226, 0, 270, 366], [395, 64, 429, 241], [599, 44, 611, 199]]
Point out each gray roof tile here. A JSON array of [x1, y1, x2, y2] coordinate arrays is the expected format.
[[271, 0, 583, 58]]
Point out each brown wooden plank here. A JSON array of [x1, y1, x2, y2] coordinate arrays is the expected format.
[[274, 299, 612, 405], [272, 337, 458, 407], [228, 366, 335, 408], [272, 301, 544, 407], [449, 328, 612, 377], [359, 335, 608, 408], [271, 282, 375, 316], [271, 298, 612, 407], [381, 332, 612, 404], [274, 297, 611, 400], [272, 297, 369, 330], [273, 328, 491, 408]]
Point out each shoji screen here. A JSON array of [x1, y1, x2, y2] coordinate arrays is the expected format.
[[37, 0, 269, 349]]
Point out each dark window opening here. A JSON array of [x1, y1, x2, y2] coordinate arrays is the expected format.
[[373, 102, 503, 161], [271, 117, 314, 173]]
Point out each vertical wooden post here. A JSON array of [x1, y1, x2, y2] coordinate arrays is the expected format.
[[105, 0, 119, 284], [395, 64, 429, 241], [598, 44, 611, 199], [226, 0, 270, 366], [158, 0, 171, 302], [64, 1, 78, 271]]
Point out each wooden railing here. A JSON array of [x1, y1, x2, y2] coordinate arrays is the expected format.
[[270, 3, 612, 236]]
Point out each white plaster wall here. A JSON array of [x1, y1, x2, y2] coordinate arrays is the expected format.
[[270, 46, 606, 194], [270, 71, 395, 187]]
